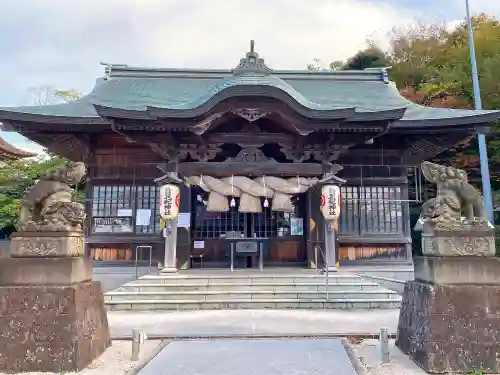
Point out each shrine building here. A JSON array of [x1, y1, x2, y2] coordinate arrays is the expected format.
[[1, 43, 499, 269], [0, 136, 36, 161]]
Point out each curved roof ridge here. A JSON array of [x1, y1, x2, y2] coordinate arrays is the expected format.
[[150, 73, 352, 112]]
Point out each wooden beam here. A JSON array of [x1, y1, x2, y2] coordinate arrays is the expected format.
[[158, 162, 328, 177], [206, 132, 295, 145]]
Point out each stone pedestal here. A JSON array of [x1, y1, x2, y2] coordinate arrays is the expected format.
[[0, 232, 110, 373], [323, 221, 338, 272], [0, 282, 110, 373], [10, 231, 85, 258], [421, 226, 495, 257], [396, 256, 500, 374], [162, 219, 178, 274]]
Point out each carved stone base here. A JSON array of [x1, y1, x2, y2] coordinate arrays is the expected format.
[[396, 280, 500, 374], [10, 231, 84, 258], [414, 256, 500, 285], [0, 257, 92, 286], [421, 229, 495, 256], [0, 281, 110, 373]]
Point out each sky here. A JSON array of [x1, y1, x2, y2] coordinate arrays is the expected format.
[[0, 0, 499, 153]]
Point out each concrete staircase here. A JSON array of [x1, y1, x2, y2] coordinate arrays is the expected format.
[[104, 271, 402, 311]]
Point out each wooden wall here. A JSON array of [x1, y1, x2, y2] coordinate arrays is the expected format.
[[89, 134, 162, 179], [338, 245, 406, 262]]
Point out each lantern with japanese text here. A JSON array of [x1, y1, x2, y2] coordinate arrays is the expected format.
[[159, 184, 180, 220], [320, 185, 341, 220]]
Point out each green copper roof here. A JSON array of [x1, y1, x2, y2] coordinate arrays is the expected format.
[[1, 43, 499, 128]]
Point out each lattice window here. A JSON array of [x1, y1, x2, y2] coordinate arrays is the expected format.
[[339, 186, 405, 236], [90, 185, 160, 234], [338, 186, 360, 235], [252, 200, 301, 238], [192, 189, 302, 239], [193, 197, 246, 239], [136, 186, 161, 234]]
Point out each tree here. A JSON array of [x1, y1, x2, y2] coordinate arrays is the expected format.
[[28, 86, 82, 105], [54, 89, 83, 103], [0, 87, 84, 237], [343, 46, 389, 70], [325, 15, 500, 177]]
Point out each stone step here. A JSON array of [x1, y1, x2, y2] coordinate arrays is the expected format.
[[115, 282, 381, 293], [105, 298, 402, 311], [136, 274, 364, 285], [104, 289, 399, 301]]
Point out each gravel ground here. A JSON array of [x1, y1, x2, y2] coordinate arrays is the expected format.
[[353, 339, 427, 375], [0, 340, 163, 375]]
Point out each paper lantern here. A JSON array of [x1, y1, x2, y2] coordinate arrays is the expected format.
[[320, 185, 341, 220], [159, 184, 180, 220]]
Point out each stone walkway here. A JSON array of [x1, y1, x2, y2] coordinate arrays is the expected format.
[[108, 309, 400, 337], [138, 339, 357, 375]]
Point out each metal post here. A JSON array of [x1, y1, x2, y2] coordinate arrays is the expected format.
[[149, 246, 152, 274], [259, 242, 263, 271], [465, 0, 494, 223], [134, 247, 140, 280], [131, 329, 141, 361], [230, 242, 234, 272], [380, 327, 390, 363], [314, 245, 318, 270], [325, 252, 329, 301]]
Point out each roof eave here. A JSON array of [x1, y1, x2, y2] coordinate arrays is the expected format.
[[0, 110, 108, 125], [347, 108, 407, 122], [393, 111, 500, 129]]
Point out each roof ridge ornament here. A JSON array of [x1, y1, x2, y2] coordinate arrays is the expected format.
[[232, 40, 273, 76]]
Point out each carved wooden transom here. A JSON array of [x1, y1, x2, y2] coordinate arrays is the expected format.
[[228, 147, 275, 163], [232, 108, 271, 122]]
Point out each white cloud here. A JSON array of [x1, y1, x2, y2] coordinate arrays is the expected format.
[[0, 0, 413, 151], [0, 0, 411, 92]]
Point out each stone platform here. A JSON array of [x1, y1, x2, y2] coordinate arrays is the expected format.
[[0, 281, 111, 373], [138, 339, 356, 375], [396, 280, 500, 374]]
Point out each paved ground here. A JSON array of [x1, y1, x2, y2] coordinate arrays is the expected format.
[[93, 266, 152, 292], [355, 339, 427, 375], [108, 309, 400, 337], [138, 339, 357, 375]]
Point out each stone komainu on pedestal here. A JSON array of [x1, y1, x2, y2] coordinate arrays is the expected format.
[[396, 161, 500, 374], [0, 162, 110, 373]]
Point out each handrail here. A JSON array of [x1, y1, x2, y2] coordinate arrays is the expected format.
[[315, 244, 329, 301], [135, 245, 152, 280]]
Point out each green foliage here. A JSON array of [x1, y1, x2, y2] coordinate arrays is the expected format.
[[0, 156, 81, 237], [343, 46, 389, 70], [53, 89, 82, 103]]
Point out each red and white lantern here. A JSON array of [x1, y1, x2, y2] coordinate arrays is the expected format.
[[159, 184, 180, 220], [320, 185, 341, 220]]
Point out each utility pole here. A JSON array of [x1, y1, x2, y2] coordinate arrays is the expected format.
[[465, 0, 494, 223]]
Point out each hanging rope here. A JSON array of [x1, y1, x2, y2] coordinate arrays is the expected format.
[[184, 175, 321, 213]]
